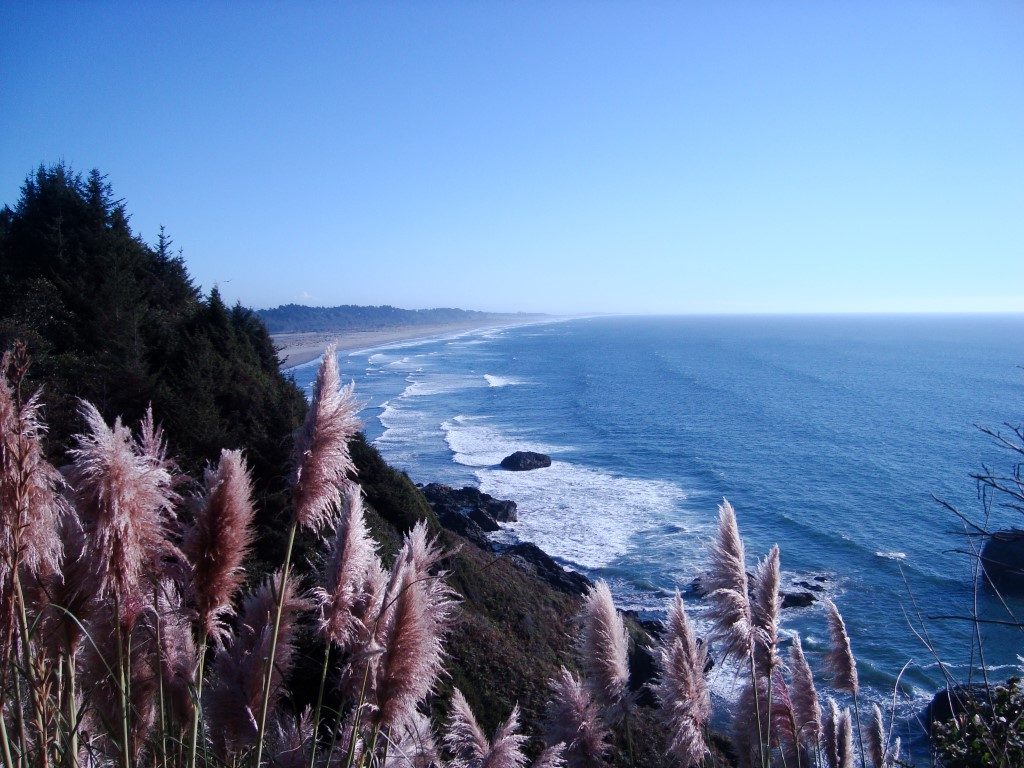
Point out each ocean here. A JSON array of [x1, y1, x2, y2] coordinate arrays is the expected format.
[[290, 314, 1024, 746]]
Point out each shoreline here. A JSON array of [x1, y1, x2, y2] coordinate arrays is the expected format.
[[274, 318, 550, 370]]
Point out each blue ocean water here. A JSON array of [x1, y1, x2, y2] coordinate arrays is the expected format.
[[291, 315, 1024, 740]]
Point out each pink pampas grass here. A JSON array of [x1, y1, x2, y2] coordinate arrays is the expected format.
[[444, 688, 528, 768], [788, 635, 822, 750], [444, 687, 489, 763], [205, 569, 311, 758], [579, 579, 630, 717], [654, 592, 710, 768], [184, 448, 256, 644], [867, 703, 885, 768], [837, 707, 855, 768], [705, 499, 753, 659], [384, 710, 439, 768], [823, 698, 841, 768], [370, 522, 457, 734], [67, 400, 178, 629], [823, 598, 859, 695], [751, 545, 781, 674], [269, 709, 316, 768], [313, 487, 384, 653], [545, 667, 609, 768], [531, 744, 567, 768], [0, 348, 65, 612], [153, 583, 197, 727], [291, 345, 361, 532]]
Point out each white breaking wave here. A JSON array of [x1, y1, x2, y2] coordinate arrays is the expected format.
[[480, 463, 684, 569], [875, 551, 907, 561], [374, 375, 487, 465], [441, 416, 564, 467], [484, 374, 526, 388], [440, 415, 682, 569]]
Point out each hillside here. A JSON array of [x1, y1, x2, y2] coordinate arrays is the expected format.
[[0, 163, 700, 766], [258, 303, 546, 334]]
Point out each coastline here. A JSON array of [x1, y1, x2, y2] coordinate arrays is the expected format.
[[274, 319, 542, 369], [272, 319, 516, 370]]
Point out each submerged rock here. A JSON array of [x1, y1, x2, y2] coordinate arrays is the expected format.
[[980, 529, 1024, 594], [500, 451, 552, 471], [503, 542, 592, 595]]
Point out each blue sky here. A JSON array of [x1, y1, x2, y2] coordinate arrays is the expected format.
[[2, 2, 1022, 314]]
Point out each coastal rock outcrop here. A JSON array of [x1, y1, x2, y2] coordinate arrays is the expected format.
[[926, 684, 989, 734], [688, 573, 822, 609], [433, 507, 492, 550], [781, 590, 816, 609], [980, 529, 1024, 594], [502, 542, 592, 595], [500, 451, 552, 471], [421, 483, 517, 524]]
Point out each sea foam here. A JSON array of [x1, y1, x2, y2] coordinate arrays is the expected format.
[[440, 415, 683, 569], [484, 374, 525, 388]]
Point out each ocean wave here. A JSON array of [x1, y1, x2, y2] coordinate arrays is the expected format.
[[876, 551, 907, 561], [480, 461, 683, 570], [402, 374, 483, 398], [483, 374, 525, 388], [441, 416, 564, 467]]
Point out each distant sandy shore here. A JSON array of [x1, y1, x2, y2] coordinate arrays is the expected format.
[[274, 320, 536, 369]]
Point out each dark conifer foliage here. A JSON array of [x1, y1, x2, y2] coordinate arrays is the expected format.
[[0, 163, 307, 558]]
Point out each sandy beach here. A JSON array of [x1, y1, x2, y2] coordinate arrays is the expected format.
[[273, 320, 536, 369]]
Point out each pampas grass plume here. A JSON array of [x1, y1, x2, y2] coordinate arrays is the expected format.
[[67, 400, 178, 627], [291, 345, 361, 531], [867, 703, 886, 768], [269, 709, 315, 768], [445, 687, 489, 763], [314, 486, 384, 652], [184, 448, 256, 643], [788, 635, 822, 749], [205, 568, 311, 757], [0, 350, 65, 597], [654, 592, 710, 768], [837, 707, 855, 768], [752, 544, 781, 673], [371, 523, 457, 733], [531, 744, 567, 768], [384, 710, 439, 768], [705, 498, 753, 658], [823, 598, 859, 695], [485, 704, 529, 768], [580, 579, 630, 716], [823, 698, 841, 768], [545, 667, 608, 768]]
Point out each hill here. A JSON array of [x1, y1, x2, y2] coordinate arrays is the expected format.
[[258, 303, 545, 334]]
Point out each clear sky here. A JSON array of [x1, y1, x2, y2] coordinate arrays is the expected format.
[[2, 2, 1022, 314]]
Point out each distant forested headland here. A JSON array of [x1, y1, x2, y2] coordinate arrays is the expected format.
[[258, 303, 546, 334]]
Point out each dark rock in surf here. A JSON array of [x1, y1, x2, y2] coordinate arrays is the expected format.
[[503, 542, 592, 595], [500, 451, 552, 471], [434, 507, 492, 551], [795, 579, 826, 593], [980, 529, 1024, 594], [421, 483, 518, 524], [782, 590, 816, 609]]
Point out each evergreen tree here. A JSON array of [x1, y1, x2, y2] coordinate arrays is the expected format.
[[0, 162, 307, 559]]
